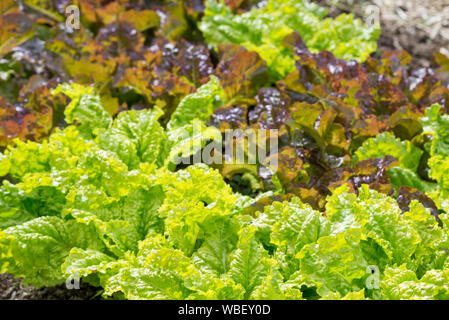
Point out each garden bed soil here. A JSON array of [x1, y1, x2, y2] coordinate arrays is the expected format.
[[0, 273, 102, 300]]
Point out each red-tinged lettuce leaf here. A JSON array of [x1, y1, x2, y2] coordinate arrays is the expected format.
[[282, 33, 448, 122], [0, 1, 211, 149], [208, 104, 248, 132], [0, 96, 53, 148], [0, 10, 35, 56], [248, 87, 291, 130], [150, 37, 214, 88], [215, 44, 269, 105], [350, 156, 399, 197], [114, 36, 214, 119], [204, 33, 449, 214], [0, 75, 69, 148], [275, 146, 306, 186], [303, 157, 398, 209], [396, 186, 440, 222], [387, 106, 423, 140]]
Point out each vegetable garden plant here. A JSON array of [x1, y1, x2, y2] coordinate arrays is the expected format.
[[1, 0, 449, 300]]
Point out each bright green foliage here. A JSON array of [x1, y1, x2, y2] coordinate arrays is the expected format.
[[353, 132, 423, 171], [199, 0, 379, 79], [167, 120, 222, 170], [167, 76, 225, 130], [0, 82, 231, 290], [1, 83, 449, 300], [381, 265, 449, 300], [352, 131, 435, 192], [421, 104, 449, 158], [417, 104, 449, 210], [96, 107, 169, 169], [326, 184, 421, 265], [0, 216, 105, 287], [387, 166, 436, 193], [52, 83, 113, 138], [294, 231, 368, 297], [229, 226, 272, 299], [157, 165, 238, 256]]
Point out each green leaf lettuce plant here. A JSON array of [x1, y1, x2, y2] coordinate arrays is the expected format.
[[0, 84, 448, 300]]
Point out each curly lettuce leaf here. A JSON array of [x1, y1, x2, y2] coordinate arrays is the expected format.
[[64, 235, 245, 300], [428, 155, 449, 190], [420, 103, 449, 158], [255, 197, 331, 279], [67, 184, 165, 256], [192, 216, 239, 275], [167, 120, 222, 170], [109, 108, 169, 167], [353, 132, 423, 171], [403, 201, 449, 276], [326, 184, 420, 266], [167, 76, 225, 131], [293, 230, 368, 297], [158, 164, 237, 256], [229, 226, 272, 299], [0, 181, 65, 229], [52, 83, 112, 138], [271, 198, 331, 256], [250, 267, 303, 300], [387, 166, 436, 193], [381, 265, 449, 300], [0, 216, 104, 288]]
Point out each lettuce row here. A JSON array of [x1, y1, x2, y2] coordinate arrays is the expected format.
[[58, 183, 448, 300], [0, 80, 225, 288], [199, 0, 380, 79], [1, 83, 448, 299]]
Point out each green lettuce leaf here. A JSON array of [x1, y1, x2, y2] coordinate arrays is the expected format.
[[167, 120, 222, 170], [157, 164, 237, 256], [293, 229, 368, 297], [167, 76, 225, 131], [52, 83, 112, 138], [326, 184, 420, 266], [0, 181, 65, 229], [192, 216, 239, 275], [381, 265, 449, 300], [420, 103, 449, 158], [229, 226, 272, 299], [105, 107, 169, 167], [0, 216, 104, 288], [353, 132, 423, 171], [388, 167, 436, 193], [403, 201, 448, 275]]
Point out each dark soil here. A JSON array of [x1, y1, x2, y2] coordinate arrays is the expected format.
[[0, 273, 103, 300]]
